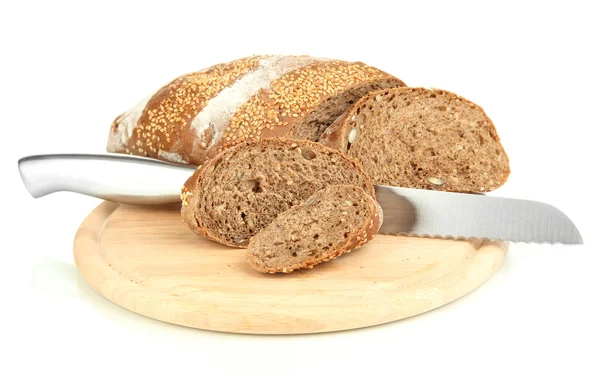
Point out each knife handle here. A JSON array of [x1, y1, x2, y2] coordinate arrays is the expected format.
[[17, 153, 196, 205]]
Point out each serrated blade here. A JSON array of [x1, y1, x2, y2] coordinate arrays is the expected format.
[[375, 185, 583, 244]]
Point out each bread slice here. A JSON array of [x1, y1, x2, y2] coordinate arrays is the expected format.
[[180, 138, 376, 248], [246, 185, 382, 274], [107, 55, 404, 166], [319, 87, 510, 193]]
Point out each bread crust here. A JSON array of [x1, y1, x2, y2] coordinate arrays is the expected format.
[[246, 186, 383, 274], [107, 55, 404, 167], [180, 138, 377, 248]]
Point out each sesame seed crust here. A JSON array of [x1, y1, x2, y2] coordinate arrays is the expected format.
[[108, 56, 403, 166]]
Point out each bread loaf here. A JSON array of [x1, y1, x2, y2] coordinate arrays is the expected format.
[[319, 87, 510, 192], [107, 55, 404, 166], [246, 185, 382, 274], [180, 138, 375, 248]]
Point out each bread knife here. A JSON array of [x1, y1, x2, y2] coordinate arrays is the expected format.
[[17, 153, 584, 245]]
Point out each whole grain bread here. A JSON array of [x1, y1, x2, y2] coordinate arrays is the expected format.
[[246, 185, 382, 274], [319, 87, 510, 192], [107, 55, 404, 166], [180, 138, 376, 248]]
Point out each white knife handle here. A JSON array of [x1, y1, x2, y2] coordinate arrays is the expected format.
[[17, 154, 196, 205]]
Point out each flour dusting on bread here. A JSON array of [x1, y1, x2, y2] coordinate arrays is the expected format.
[[159, 151, 188, 164], [106, 95, 151, 152], [190, 55, 329, 148]]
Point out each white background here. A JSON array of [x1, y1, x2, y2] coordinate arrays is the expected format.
[[1, 1, 598, 371]]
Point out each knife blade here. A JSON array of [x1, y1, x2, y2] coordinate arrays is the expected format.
[[375, 184, 582, 244], [17, 153, 583, 244]]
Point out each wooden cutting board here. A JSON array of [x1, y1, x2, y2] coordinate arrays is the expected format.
[[73, 201, 509, 334]]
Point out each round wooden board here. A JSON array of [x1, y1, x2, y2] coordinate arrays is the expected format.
[[73, 201, 509, 335]]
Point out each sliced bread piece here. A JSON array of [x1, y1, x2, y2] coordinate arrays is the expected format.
[[180, 138, 376, 248], [246, 185, 383, 274], [318, 87, 510, 193]]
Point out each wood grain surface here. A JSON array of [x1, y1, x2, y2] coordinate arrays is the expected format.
[[73, 202, 509, 334]]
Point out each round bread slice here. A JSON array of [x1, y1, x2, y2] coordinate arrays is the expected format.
[[107, 55, 404, 166], [180, 138, 376, 248], [246, 185, 383, 274], [319, 87, 510, 193]]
